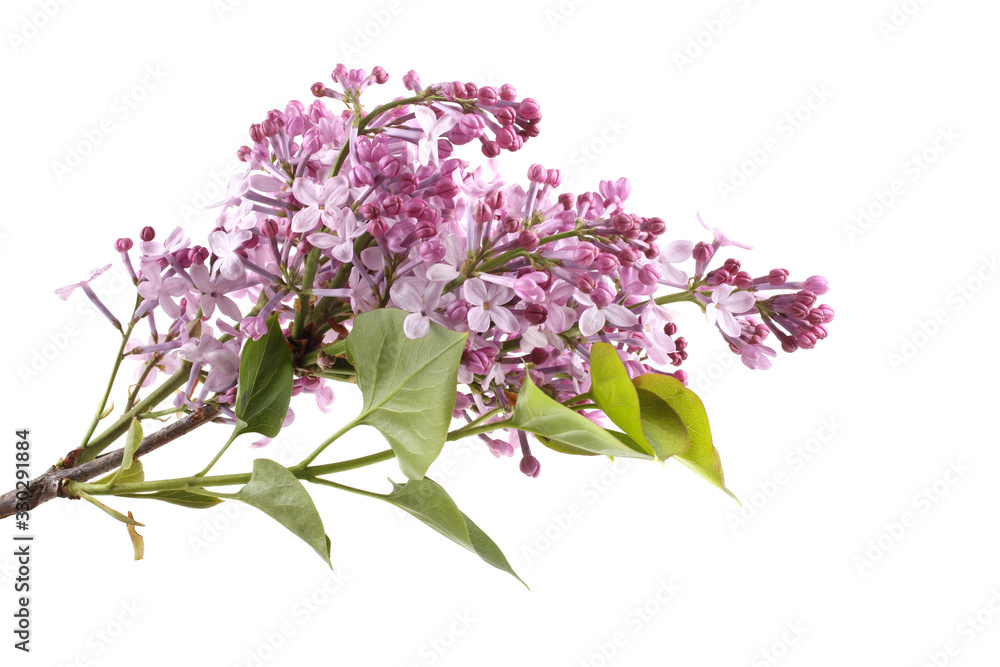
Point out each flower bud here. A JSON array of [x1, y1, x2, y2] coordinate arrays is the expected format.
[[140, 226, 156, 242], [524, 303, 548, 325], [595, 252, 619, 275], [115, 237, 133, 252], [500, 83, 517, 101], [518, 230, 539, 251]]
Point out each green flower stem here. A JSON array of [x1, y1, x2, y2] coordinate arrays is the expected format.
[[76, 365, 190, 465], [292, 247, 322, 340], [653, 290, 701, 307], [193, 429, 240, 477], [291, 417, 362, 471], [69, 449, 397, 498], [303, 476, 380, 499], [78, 322, 136, 450], [139, 407, 186, 420], [446, 417, 515, 442]]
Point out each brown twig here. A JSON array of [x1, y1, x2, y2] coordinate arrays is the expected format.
[[0, 406, 220, 520]]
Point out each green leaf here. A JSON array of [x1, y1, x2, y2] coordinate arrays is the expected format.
[[379, 477, 526, 587], [511, 375, 653, 459], [105, 418, 144, 487], [113, 489, 223, 509], [211, 459, 332, 566], [234, 314, 294, 439], [633, 374, 736, 501], [98, 459, 145, 486], [635, 388, 690, 459], [346, 309, 467, 479]]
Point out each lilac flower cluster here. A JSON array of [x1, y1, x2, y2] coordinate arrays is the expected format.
[[60, 65, 832, 464]]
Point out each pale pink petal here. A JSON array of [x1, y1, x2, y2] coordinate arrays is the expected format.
[[306, 232, 339, 249], [579, 307, 606, 336], [725, 291, 757, 314], [602, 304, 638, 328], [403, 312, 430, 339], [467, 306, 491, 332], [463, 278, 489, 307], [490, 306, 520, 333]]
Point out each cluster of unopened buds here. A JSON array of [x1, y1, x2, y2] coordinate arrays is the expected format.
[[59, 64, 832, 477]]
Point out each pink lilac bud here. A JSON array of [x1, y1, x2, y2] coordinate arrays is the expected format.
[[645, 217, 667, 236], [519, 98, 541, 120], [495, 126, 517, 149], [115, 238, 133, 252], [590, 282, 615, 307], [595, 252, 619, 275], [527, 163, 547, 183], [546, 169, 561, 187], [190, 246, 210, 265], [434, 178, 459, 199], [643, 242, 660, 260], [612, 213, 632, 234], [518, 230, 539, 251], [249, 124, 265, 143], [692, 242, 713, 263], [237, 145, 252, 161], [734, 271, 754, 290], [382, 196, 403, 216], [572, 243, 599, 266], [500, 83, 517, 101], [372, 66, 389, 84], [297, 238, 313, 255], [260, 219, 279, 239], [768, 269, 789, 286], [638, 264, 661, 286], [618, 247, 640, 268], [241, 316, 269, 341], [576, 274, 597, 294], [805, 275, 829, 295], [796, 290, 817, 307], [501, 216, 521, 234], [368, 218, 388, 239], [349, 165, 374, 187], [481, 140, 501, 158], [478, 86, 499, 105], [663, 322, 678, 336], [310, 82, 326, 97], [520, 454, 541, 478], [419, 239, 446, 263], [414, 220, 437, 239], [140, 226, 156, 242], [359, 203, 379, 220], [472, 202, 492, 224], [524, 303, 548, 325], [797, 331, 818, 349], [445, 300, 469, 323], [378, 155, 403, 178]]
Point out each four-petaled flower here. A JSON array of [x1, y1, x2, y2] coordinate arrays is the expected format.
[[705, 284, 756, 337]]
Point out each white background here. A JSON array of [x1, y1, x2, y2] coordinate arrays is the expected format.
[[2, 1, 999, 665]]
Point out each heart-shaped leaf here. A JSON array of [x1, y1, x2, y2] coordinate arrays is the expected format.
[[209, 459, 332, 566], [346, 309, 467, 479]]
